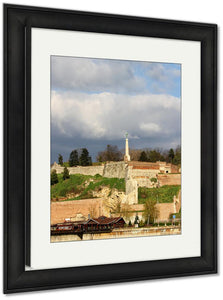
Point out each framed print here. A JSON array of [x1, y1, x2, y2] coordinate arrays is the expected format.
[[4, 4, 217, 293]]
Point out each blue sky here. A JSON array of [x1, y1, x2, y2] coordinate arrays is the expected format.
[[51, 56, 181, 163]]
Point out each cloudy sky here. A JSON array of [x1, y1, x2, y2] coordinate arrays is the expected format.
[[51, 56, 181, 163]]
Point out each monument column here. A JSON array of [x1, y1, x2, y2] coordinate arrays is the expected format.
[[124, 132, 131, 162]]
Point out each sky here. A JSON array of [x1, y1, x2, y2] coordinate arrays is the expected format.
[[51, 56, 181, 163]]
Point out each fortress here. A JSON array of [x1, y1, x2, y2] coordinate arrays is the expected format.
[[51, 134, 181, 205]]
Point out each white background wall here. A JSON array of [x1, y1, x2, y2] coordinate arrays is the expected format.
[[0, 0, 221, 298]]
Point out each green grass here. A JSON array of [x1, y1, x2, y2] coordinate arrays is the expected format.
[[138, 185, 181, 204], [51, 173, 125, 200]]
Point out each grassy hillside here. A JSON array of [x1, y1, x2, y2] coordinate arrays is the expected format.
[[138, 185, 181, 204], [51, 173, 125, 200]]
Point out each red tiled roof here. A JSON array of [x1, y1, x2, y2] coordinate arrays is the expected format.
[[51, 217, 125, 227], [93, 217, 124, 225]]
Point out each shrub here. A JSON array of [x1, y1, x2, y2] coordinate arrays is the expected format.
[[150, 177, 157, 183], [51, 170, 58, 185], [139, 220, 145, 227], [63, 166, 70, 180]]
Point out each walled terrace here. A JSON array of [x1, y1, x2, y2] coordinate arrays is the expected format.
[[51, 190, 181, 225], [51, 160, 181, 189], [51, 160, 181, 206]]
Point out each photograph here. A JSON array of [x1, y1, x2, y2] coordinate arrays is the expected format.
[[50, 56, 182, 242], [3, 1, 217, 294]]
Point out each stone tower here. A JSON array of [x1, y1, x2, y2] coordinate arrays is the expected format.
[[124, 132, 131, 162]]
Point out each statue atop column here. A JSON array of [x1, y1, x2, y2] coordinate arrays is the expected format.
[[124, 132, 131, 162]]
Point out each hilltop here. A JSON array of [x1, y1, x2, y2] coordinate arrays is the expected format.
[[51, 173, 180, 204], [51, 173, 125, 201]]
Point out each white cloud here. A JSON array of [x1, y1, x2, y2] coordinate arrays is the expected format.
[[145, 63, 180, 82], [51, 56, 146, 93], [139, 122, 161, 134], [51, 90, 180, 141]]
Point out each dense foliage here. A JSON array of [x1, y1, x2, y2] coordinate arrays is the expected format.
[[51, 170, 58, 185], [69, 149, 79, 167], [62, 166, 70, 180], [60, 145, 181, 166], [79, 148, 92, 166], [138, 185, 181, 204], [97, 144, 122, 162], [58, 153, 63, 166], [143, 199, 160, 224]]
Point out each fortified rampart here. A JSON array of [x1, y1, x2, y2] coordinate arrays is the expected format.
[[51, 161, 127, 178], [128, 161, 160, 170], [128, 161, 179, 173], [103, 161, 127, 178], [131, 169, 159, 188], [156, 203, 176, 220], [157, 173, 181, 186], [51, 161, 180, 179], [125, 166, 138, 204], [51, 190, 181, 225], [51, 198, 104, 225], [51, 161, 181, 205], [51, 162, 104, 176]]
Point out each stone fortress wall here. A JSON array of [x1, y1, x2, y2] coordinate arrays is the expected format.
[[103, 161, 127, 178], [51, 160, 181, 205], [51, 161, 130, 178], [51, 198, 104, 225], [51, 136, 181, 225], [51, 163, 104, 176], [157, 173, 181, 186], [51, 191, 181, 225], [124, 165, 138, 205], [51, 161, 180, 185]]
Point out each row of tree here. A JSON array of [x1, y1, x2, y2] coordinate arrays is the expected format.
[[96, 145, 181, 165], [97, 145, 122, 162], [138, 147, 181, 165], [51, 166, 70, 185], [103, 195, 159, 224], [58, 148, 92, 167], [57, 145, 181, 167]]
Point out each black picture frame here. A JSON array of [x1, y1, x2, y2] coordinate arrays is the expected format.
[[4, 3, 217, 294]]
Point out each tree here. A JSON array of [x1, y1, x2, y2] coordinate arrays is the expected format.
[[63, 166, 70, 180], [134, 214, 140, 225], [168, 148, 175, 163], [80, 148, 91, 166], [88, 156, 93, 166], [143, 199, 159, 224], [96, 145, 122, 162], [147, 149, 165, 162], [51, 170, 58, 185], [173, 146, 181, 166], [58, 153, 63, 166], [139, 151, 147, 162], [129, 149, 141, 161], [69, 149, 79, 167]]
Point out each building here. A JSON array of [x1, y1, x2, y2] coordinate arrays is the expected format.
[[51, 216, 126, 235]]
